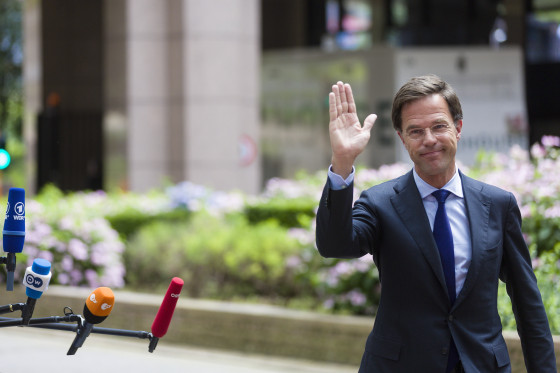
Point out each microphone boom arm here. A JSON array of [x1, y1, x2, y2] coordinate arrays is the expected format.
[[0, 313, 157, 352], [0, 303, 25, 315]]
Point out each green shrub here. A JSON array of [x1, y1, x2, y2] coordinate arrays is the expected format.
[[244, 197, 316, 228], [473, 141, 560, 256], [106, 208, 191, 239], [10, 138, 559, 331], [498, 243, 560, 334], [19, 188, 126, 288], [317, 256, 381, 315], [124, 213, 313, 301]]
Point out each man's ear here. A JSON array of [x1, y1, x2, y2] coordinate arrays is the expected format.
[[455, 120, 463, 141], [397, 131, 406, 145]]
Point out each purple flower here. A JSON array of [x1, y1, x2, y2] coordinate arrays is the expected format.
[[541, 135, 560, 147], [167, 181, 209, 210], [323, 298, 335, 309], [58, 273, 70, 285], [331, 261, 354, 277], [25, 222, 52, 245], [509, 144, 529, 162], [347, 290, 367, 306], [206, 191, 245, 215], [53, 241, 67, 253], [288, 228, 314, 245], [25, 246, 39, 262], [285, 255, 302, 269], [37, 251, 54, 263], [61, 256, 74, 272], [58, 217, 74, 231], [531, 143, 547, 159], [68, 239, 89, 261], [522, 233, 531, 245], [100, 264, 126, 288], [85, 269, 99, 288], [70, 270, 83, 285], [325, 273, 339, 287], [90, 242, 112, 266], [544, 204, 560, 219]]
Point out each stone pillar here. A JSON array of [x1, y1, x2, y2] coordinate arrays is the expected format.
[[126, 0, 174, 191], [182, 0, 261, 194], [23, 0, 42, 193], [125, 0, 261, 194]]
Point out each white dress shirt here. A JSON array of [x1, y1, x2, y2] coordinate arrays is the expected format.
[[328, 165, 472, 297]]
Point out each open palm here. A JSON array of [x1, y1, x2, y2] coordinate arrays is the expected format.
[[329, 82, 376, 177]]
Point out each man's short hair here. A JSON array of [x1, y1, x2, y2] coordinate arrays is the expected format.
[[391, 74, 463, 132]]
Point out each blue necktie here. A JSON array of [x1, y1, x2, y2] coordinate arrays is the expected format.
[[432, 189, 459, 373], [432, 189, 456, 304]]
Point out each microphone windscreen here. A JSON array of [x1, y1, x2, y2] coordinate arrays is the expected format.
[[151, 277, 184, 338], [3, 187, 25, 253], [84, 287, 115, 324], [25, 258, 52, 299]]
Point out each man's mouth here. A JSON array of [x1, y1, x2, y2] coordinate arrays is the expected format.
[[421, 149, 442, 158]]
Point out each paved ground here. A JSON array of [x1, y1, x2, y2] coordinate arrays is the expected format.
[[0, 327, 356, 373]]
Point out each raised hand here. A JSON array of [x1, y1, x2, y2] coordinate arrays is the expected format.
[[329, 81, 377, 178]]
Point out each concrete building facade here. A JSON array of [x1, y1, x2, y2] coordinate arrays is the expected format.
[[23, 0, 261, 194]]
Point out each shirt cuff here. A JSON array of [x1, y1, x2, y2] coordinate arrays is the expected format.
[[328, 165, 355, 190]]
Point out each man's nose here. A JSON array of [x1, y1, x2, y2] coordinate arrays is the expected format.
[[423, 128, 438, 144]]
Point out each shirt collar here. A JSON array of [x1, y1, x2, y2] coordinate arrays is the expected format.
[[412, 166, 464, 199]]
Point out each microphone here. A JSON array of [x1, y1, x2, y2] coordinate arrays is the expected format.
[[22, 258, 52, 325], [3, 187, 25, 291], [67, 287, 115, 355], [149, 277, 183, 352]]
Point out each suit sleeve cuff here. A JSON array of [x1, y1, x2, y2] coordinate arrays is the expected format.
[[328, 165, 355, 190]]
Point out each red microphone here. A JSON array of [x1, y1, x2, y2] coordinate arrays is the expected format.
[[149, 277, 183, 352]]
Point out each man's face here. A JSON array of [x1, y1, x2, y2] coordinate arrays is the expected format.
[[397, 94, 462, 188]]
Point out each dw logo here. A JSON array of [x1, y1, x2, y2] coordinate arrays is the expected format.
[[25, 273, 43, 289]]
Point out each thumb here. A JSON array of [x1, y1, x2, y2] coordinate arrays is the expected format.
[[363, 114, 377, 131]]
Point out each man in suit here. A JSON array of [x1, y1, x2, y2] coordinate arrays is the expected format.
[[315, 75, 557, 372]]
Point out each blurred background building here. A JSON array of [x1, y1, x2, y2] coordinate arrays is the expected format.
[[24, 0, 260, 194], [18, 0, 560, 194]]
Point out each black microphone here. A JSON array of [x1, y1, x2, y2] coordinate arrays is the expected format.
[[3, 188, 25, 291], [67, 287, 115, 355], [22, 258, 52, 325]]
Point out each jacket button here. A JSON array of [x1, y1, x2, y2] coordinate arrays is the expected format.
[[441, 347, 449, 355], [448, 315, 454, 322]]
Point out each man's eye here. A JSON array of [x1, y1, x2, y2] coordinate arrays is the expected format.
[[409, 129, 423, 136], [433, 124, 449, 131]]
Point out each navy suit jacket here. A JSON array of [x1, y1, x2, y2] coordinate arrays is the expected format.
[[316, 170, 556, 372]]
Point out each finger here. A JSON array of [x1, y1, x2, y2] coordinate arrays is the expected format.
[[345, 84, 356, 114], [338, 81, 348, 113], [332, 84, 342, 117], [328, 92, 337, 122], [363, 114, 377, 131]]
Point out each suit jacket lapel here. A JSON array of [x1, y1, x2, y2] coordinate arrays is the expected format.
[[390, 171, 449, 299], [453, 172, 492, 309]]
